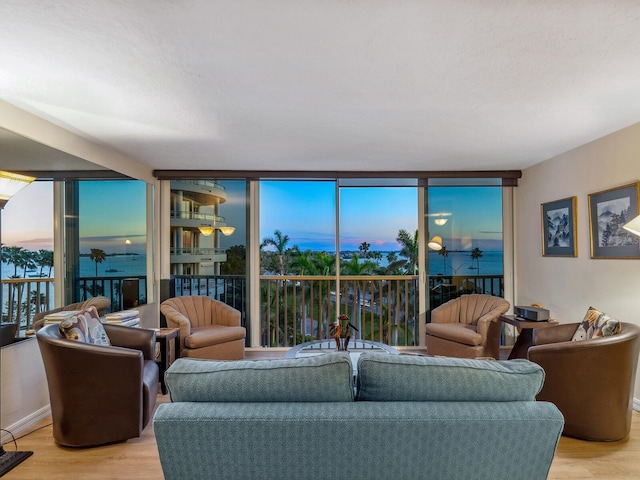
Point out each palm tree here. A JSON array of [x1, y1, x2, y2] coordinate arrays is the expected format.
[[396, 229, 418, 274], [17, 250, 37, 278], [358, 241, 370, 258], [89, 248, 107, 276], [340, 253, 377, 336], [2, 246, 25, 277], [261, 230, 290, 275], [36, 249, 54, 277], [471, 247, 483, 273]]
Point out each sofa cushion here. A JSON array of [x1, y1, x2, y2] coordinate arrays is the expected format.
[[571, 306, 621, 341], [356, 353, 544, 402], [165, 352, 354, 402], [58, 306, 110, 346]]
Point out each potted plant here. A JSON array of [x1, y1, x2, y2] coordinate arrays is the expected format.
[[329, 313, 358, 351]]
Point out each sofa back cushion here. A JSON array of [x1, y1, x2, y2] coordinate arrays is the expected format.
[[356, 353, 544, 402], [166, 352, 354, 402]]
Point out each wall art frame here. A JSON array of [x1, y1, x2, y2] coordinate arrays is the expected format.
[[588, 182, 640, 259], [541, 196, 577, 257]]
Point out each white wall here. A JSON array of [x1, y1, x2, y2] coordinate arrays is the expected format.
[[0, 339, 50, 443], [516, 122, 640, 402]]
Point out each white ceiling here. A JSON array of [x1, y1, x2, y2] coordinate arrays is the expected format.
[[1, 1, 640, 173]]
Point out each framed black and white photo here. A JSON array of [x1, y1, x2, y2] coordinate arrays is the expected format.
[[588, 182, 640, 259], [541, 196, 577, 257]]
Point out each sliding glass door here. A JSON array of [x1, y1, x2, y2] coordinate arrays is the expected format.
[[425, 184, 504, 316]]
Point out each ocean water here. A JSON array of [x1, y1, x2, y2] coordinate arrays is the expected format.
[[3, 251, 503, 280], [342, 250, 504, 276], [428, 250, 503, 276], [1, 254, 147, 280]]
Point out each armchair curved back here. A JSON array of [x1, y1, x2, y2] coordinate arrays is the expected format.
[[36, 323, 159, 447], [161, 295, 241, 329], [528, 321, 640, 441], [33, 296, 112, 330], [431, 294, 510, 325]]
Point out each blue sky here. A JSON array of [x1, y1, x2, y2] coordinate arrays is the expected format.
[[2, 181, 53, 250], [3, 179, 503, 255], [2, 180, 147, 254], [260, 181, 503, 252]]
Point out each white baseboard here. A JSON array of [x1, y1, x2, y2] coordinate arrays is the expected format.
[[1, 405, 51, 446]]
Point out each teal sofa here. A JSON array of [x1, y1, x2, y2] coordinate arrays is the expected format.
[[153, 352, 563, 480]]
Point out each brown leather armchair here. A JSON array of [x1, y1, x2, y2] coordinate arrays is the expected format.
[[425, 294, 510, 359], [160, 295, 246, 360], [32, 296, 111, 330], [36, 323, 159, 447], [528, 321, 640, 441]]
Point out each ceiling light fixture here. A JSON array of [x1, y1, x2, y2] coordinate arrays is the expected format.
[[434, 218, 448, 226], [0, 170, 35, 209], [428, 235, 443, 251], [198, 225, 214, 236], [218, 226, 235, 236]]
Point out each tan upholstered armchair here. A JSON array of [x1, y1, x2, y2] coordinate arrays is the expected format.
[[528, 321, 640, 441], [32, 296, 111, 330], [36, 323, 159, 447], [160, 295, 246, 360], [425, 294, 510, 359]]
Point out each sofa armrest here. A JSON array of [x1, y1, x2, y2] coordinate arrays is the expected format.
[[104, 324, 156, 361]]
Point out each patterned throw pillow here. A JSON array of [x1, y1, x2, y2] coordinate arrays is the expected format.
[[571, 306, 621, 341], [59, 306, 111, 346]]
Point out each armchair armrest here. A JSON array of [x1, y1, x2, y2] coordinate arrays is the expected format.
[[160, 305, 192, 350], [104, 324, 156, 361], [531, 322, 577, 346], [475, 311, 502, 338]]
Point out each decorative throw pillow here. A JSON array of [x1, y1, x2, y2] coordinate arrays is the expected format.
[[59, 306, 111, 346], [571, 306, 621, 341]]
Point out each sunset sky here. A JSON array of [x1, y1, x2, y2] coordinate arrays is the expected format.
[[2, 180, 503, 256]]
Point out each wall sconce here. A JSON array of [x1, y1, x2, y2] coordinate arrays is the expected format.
[[198, 225, 215, 236], [218, 226, 235, 236], [623, 215, 640, 237], [428, 235, 443, 251], [0, 170, 35, 209]]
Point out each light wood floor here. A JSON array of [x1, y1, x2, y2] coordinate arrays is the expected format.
[[4, 350, 640, 479]]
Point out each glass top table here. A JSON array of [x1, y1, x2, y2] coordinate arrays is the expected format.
[[285, 339, 399, 376]]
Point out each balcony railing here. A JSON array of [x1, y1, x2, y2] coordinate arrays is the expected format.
[[1, 277, 54, 330], [1, 275, 147, 332], [171, 273, 504, 348], [3, 273, 503, 345]]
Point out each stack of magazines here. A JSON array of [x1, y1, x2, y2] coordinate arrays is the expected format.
[[43, 310, 83, 325], [103, 309, 140, 327]]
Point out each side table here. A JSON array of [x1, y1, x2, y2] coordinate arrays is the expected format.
[[500, 315, 558, 359], [155, 328, 180, 394]]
